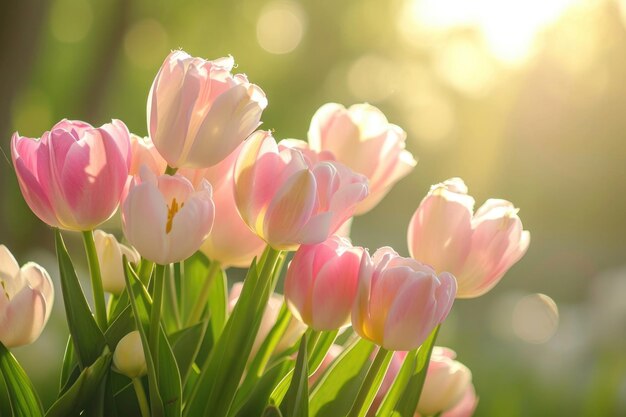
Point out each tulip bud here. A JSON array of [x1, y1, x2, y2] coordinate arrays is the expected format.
[[129, 134, 167, 176], [417, 348, 473, 416], [94, 230, 140, 294], [122, 168, 215, 265], [11, 119, 131, 231], [0, 245, 54, 348], [407, 178, 530, 298], [113, 331, 147, 378], [148, 51, 267, 168], [234, 131, 368, 250], [352, 247, 456, 351], [285, 236, 363, 330], [440, 384, 478, 417], [308, 103, 417, 214]]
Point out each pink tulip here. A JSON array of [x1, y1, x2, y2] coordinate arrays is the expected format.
[[11, 119, 131, 231], [0, 245, 54, 348], [417, 348, 473, 416], [371, 348, 476, 417], [129, 134, 167, 177], [94, 230, 141, 294], [228, 283, 307, 358], [198, 143, 266, 268], [439, 385, 478, 417], [407, 178, 530, 298], [234, 131, 369, 250], [122, 168, 215, 265], [284, 236, 363, 330], [308, 103, 417, 214], [148, 51, 268, 168], [352, 247, 456, 351]]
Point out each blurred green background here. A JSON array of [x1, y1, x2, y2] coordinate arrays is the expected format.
[[1, 0, 626, 415]]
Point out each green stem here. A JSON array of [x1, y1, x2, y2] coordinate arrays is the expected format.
[[185, 261, 221, 326], [149, 264, 166, 358], [137, 259, 154, 286], [82, 230, 108, 330], [132, 377, 150, 417], [347, 347, 393, 417], [169, 263, 182, 329], [165, 165, 178, 175]]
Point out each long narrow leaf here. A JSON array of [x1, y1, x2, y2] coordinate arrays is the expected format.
[[392, 326, 440, 417], [45, 348, 111, 417], [309, 338, 375, 417], [279, 333, 309, 417], [0, 342, 44, 417], [55, 230, 106, 369]]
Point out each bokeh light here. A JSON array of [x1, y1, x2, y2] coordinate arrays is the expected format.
[[124, 19, 170, 69], [512, 293, 560, 344], [49, 0, 93, 43], [256, 1, 306, 54]]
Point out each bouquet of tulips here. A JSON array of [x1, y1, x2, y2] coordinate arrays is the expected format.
[[0, 50, 530, 417]]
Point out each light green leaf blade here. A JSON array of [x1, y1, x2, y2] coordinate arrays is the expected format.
[[279, 333, 309, 417], [0, 342, 44, 417], [309, 338, 375, 417]]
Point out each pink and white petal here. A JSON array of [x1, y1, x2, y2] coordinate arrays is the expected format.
[[0, 287, 46, 347], [264, 170, 317, 249]]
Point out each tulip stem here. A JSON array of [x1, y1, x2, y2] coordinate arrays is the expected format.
[[82, 230, 108, 330], [170, 263, 182, 329], [149, 264, 166, 358], [186, 261, 221, 327], [347, 347, 393, 417], [132, 377, 150, 417]]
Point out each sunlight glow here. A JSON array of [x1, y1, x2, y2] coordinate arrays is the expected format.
[[399, 0, 581, 65]]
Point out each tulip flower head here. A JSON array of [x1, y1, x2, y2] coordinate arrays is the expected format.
[[0, 245, 54, 348], [417, 348, 473, 417], [407, 178, 530, 298], [308, 103, 417, 214], [352, 247, 456, 351], [129, 133, 167, 177], [113, 331, 147, 378], [148, 50, 268, 168], [285, 236, 363, 330], [11, 119, 131, 231], [122, 168, 215, 265], [94, 230, 140, 294], [234, 131, 369, 250]]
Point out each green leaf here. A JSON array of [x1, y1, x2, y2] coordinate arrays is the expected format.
[[170, 320, 209, 385], [104, 305, 135, 350], [375, 350, 417, 417], [125, 261, 165, 417], [0, 342, 44, 417], [238, 302, 292, 400], [232, 358, 294, 417], [390, 326, 440, 417], [182, 253, 228, 342], [55, 230, 106, 369], [124, 262, 182, 417], [346, 348, 393, 417], [262, 405, 284, 417], [45, 348, 111, 417], [184, 247, 283, 417], [59, 336, 78, 393], [280, 334, 309, 417], [307, 330, 339, 376], [309, 338, 375, 417]]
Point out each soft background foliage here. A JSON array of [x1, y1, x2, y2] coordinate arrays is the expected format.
[[1, 0, 625, 415]]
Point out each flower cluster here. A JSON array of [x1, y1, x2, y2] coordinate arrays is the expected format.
[[3, 50, 529, 417]]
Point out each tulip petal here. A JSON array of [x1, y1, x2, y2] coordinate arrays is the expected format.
[[0, 286, 46, 348]]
